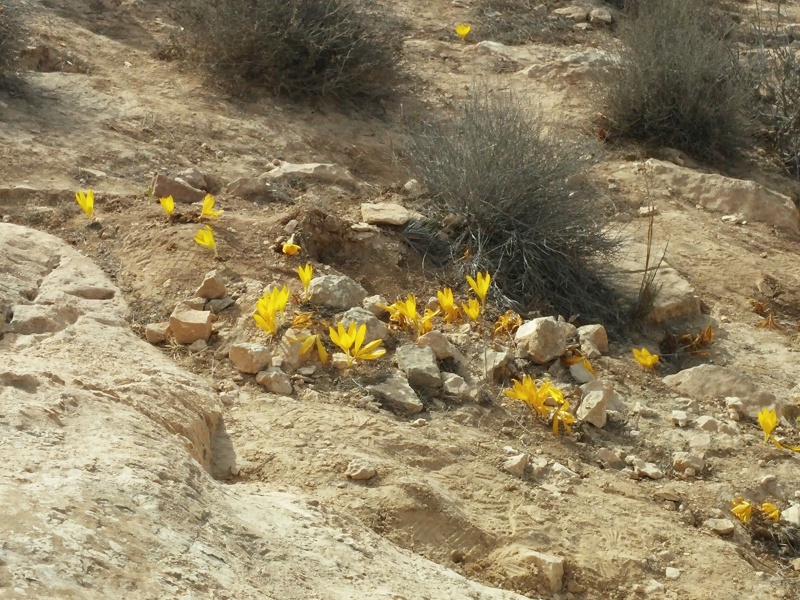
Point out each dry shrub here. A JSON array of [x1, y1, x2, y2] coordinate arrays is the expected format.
[[596, 0, 749, 163], [402, 87, 621, 322], [471, 0, 574, 46], [169, 0, 402, 101], [0, 1, 21, 89]]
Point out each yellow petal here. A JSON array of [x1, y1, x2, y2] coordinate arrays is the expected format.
[[282, 242, 301, 256], [160, 196, 175, 215], [316, 337, 329, 364], [353, 324, 367, 352], [757, 408, 777, 443]]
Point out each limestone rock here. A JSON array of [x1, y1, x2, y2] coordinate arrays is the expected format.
[[569, 362, 596, 384], [488, 545, 564, 593], [581, 379, 626, 414], [266, 161, 357, 189], [442, 373, 471, 402], [361, 202, 423, 226], [362, 294, 388, 316], [418, 330, 466, 365], [175, 166, 211, 191], [695, 415, 720, 432], [515, 317, 567, 364], [577, 324, 608, 353], [646, 159, 800, 232], [169, 304, 213, 344], [195, 269, 226, 299], [782, 505, 800, 527], [663, 365, 778, 417], [577, 391, 607, 427], [705, 519, 735, 535], [672, 410, 689, 427], [226, 177, 285, 202], [589, 7, 613, 25], [369, 373, 425, 413], [229, 343, 272, 374], [145, 321, 170, 344], [396, 344, 441, 388], [339, 307, 388, 344], [672, 452, 704, 474], [151, 173, 206, 204], [308, 275, 368, 309], [479, 348, 510, 382], [503, 453, 528, 478], [402, 179, 425, 198], [207, 297, 235, 313], [345, 460, 377, 481], [256, 367, 294, 395], [554, 6, 589, 21]]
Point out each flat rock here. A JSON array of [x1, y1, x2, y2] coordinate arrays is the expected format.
[[266, 162, 357, 189], [554, 6, 590, 21], [646, 159, 800, 232], [442, 373, 472, 402], [151, 173, 206, 204], [369, 373, 425, 413], [145, 321, 170, 344], [361, 202, 423, 226], [503, 453, 528, 478], [308, 275, 368, 309], [672, 452, 704, 474], [663, 364, 778, 417], [229, 343, 272, 374], [345, 459, 377, 481], [255, 367, 293, 395], [577, 324, 608, 353], [396, 344, 441, 388], [705, 518, 735, 535], [226, 177, 286, 202], [488, 545, 564, 593]]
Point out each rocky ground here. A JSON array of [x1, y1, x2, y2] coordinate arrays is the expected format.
[[2, 1, 800, 599]]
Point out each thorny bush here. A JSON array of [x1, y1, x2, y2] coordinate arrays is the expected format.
[[402, 87, 621, 322]]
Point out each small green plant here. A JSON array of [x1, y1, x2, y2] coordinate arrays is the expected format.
[[596, 0, 749, 162], [169, 0, 403, 101]]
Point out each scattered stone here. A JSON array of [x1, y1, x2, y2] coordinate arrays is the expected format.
[[411, 418, 427, 427], [503, 453, 528, 478], [581, 339, 602, 359], [725, 396, 744, 420], [100, 227, 116, 240], [180, 297, 207, 310], [360, 202, 423, 226], [646, 159, 799, 232], [596, 448, 625, 469], [589, 7, 613, 26], [188, 339, 207, 352], [442, 373, 471, 402], [369, 373, 425, 413], [176, 166, 210, 191], [551, 462, 579, 479], [266, 162, 357, 190], [331, 352, 350, 370], [556, 319, 578, 341], [528, 551, 565, 593], [255, 367, 293, 395], [169, 304, 213, 344], [479, 349, 510, 382], [695, 415, 720, 432], [639, 463, 664, 480], [226, 177, 284, 202], [782, 505, 800, 527], [362, 295, 388, 316], [677, 396, 699, 413], [308, 275, 368, 309], [402, 179, 425, 198], [673, 452, 704, 474], [705, 519, 735, 535], [207, 297, 235, 314], [340, 307, 388, 344], [569, 362, 596, 384], [229, 343, 272, 374], [577, 324, 608, 353], [554, 6, 589, 21], [654, 490, 682, 503], [145, 322, 170, 344], [665, 567, 681, 580], [672, 411, 690, 427], [195, 270, 226, 299], [515, 317, 567, 364], [760, 474, 778, 490], [581, 379, 626, 413], [396, 345, 441, 388], [577, 391, 607, 427], [345, 460, 377, 481], [663, 365, 778, 417], [151, 173, 206, 204], [645, 580, 665, 594]]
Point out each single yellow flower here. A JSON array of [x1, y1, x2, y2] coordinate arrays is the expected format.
[[462, 298, 481, 322], [437, 287, 461, 323], [632, 347, 659, 369], [194, 225, 217, 255], [758, 408, 777, 444], [75, 189, 94, 218], [351, 325, 386, 363], [200, 194, 223, 219], [282, 233, 301, 256], [466, 271, 491, 305], [160, 196, 175, 216], [329, 322, 385, 366], [297, 264, 313, 301], [731, 497, 754, 525], [455, 23, 471, 41], [493, 310, 522, 337], [253, 285, 290, 336], [419, 308, 439, 335], [761, 502, 780, 523]]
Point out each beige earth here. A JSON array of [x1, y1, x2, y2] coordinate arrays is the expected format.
[[2, 1, 800, 599]]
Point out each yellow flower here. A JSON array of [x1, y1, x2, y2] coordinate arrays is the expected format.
[[291, 311, 314, 330], [437, 287, 462, 323], [194, 225, 217, 255], [294, 333, 328, 365], [329, 322, 385, 367], [200, 194, 223, 219], [253, 285, 290, 337], [75, 189, 94, 218], [419, 308, 439, 335], [462, 297, 481, 322], [493, 310, 522, 337], [761, 502, 780, 523], [282, 233, 301, 256], [297, 264, 313, 301], [504, 375, 549, 417], [552, 400, 576, 437], [563, 353, 595, 375], [731, 497, 754, 525], [466, 271, 491, 305], [758, 408, 777, 444], [455, 23, 471, 41], [159, 196, 175, 216], [632, 347, 659, 369]]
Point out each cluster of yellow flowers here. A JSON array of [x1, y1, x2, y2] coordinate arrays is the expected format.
[[731, 497, 781, 525], [503, 375, 576, 436]]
